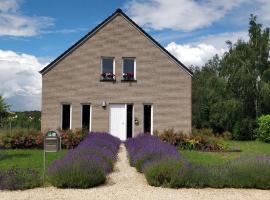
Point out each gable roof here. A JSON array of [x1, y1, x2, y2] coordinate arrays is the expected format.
[[40, 9, 193, 76]]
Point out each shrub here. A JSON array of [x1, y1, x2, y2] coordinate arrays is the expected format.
[[60, 128, 88, 149], [146, 154, 270, 189], [0, 128, 43, 149], [208, 156, 270, 189], [125, 134, 181, 172], [48, 132, 120, 188], [232, 118, 257, 140], [158, 128, 227, 151], [144, 160, 180, 187], [256, 115, 270, 142], [0, 167, 41, 190]]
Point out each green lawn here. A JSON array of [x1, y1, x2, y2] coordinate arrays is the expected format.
[[180, 140, 270, 166], [1, 141, 269, 172], [0, 149, 66, 174]]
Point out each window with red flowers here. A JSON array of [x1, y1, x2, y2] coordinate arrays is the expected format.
[[122, 58, 136, 81], [101, 57, 115, 81]]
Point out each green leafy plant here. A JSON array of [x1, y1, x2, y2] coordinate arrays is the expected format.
[[232, 118, 257, 141], [0, 128, 43, 149], [256, 115, 270, 142], [158, 128, 227, 151], [60, 128, 88, 149]]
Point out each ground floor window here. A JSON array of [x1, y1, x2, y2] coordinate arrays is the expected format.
[[126, 104, 133, 138], [143, 104, 152, 134], [62, 104, 71, 130], [81, 104, 91, 130]]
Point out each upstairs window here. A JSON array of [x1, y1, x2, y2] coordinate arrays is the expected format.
[[101, 57, 115, 81], [122, 58, 136, 81]]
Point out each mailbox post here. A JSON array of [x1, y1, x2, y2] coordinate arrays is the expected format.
[[43, 130, 61, 185]]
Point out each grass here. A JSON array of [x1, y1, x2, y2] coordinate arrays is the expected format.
[[180, 140, 270, 166], [0, 149, 66, 174]]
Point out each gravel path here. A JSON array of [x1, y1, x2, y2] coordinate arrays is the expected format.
[[1, 144, 270, 200]]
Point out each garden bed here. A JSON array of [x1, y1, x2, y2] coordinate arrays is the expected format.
[[125, 134, 270, 189], [0, 132, 120, 190]]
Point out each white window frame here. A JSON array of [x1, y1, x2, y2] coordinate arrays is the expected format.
[[142, 104, 153, 135], [60, 103, 72, 130], [81, 103, 92, 131], [101, 57, 115, 75], [122, 57, 136, 80]]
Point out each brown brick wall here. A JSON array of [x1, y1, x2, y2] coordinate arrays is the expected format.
[[41, 13, 192, 135]]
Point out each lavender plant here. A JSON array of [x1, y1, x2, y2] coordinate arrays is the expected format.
[[127, 134, 270, 189], [0, 167, 41, 190], [48, 132, 121, 188], [125, 134, 181, 172]]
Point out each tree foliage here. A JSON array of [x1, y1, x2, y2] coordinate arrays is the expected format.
[[192, 15, 270, 140], [0, 96, 10, 128]]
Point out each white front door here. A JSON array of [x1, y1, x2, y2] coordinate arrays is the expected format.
[[109, 104, 127, 140]]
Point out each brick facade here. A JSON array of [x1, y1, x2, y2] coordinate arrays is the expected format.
[[41, 11, 192, 136]]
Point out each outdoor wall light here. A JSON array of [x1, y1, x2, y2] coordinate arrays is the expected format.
[[102, 101, 107, 109], [135, 117, 139, 125]]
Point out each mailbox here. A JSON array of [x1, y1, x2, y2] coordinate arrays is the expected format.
[[44, 130, 61, 152]]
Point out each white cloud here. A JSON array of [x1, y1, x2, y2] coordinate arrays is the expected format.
[[166, 42, 225, 66], [125, 0, 244, 31], [256, 0, 270, 25], [166, 31, 249, 66], [0, 0, 53, 37], [0, 49, 46, 110], [196, 31, 249, 49]]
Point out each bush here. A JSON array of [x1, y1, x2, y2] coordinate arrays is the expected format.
[[48, 132, 120, 188], [0, 128, 43, 149], [158, 128, 227, 151], [232, 118, 257, 140], [0, 167, 41, 190], [256, 115, 270, 142], [125, 134, 181, 172], [48, 157, 106, 188], [208, 156, 270, 189], [144, 160, 180, 187], [60, 128, 88, 149], [0, 128, 89, 149]]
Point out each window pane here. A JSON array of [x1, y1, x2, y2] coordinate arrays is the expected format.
[[62, 104, 70, 130], [82, 105, 90, 130], [102, 58, 114, 73], [123, 59, 134, 74]]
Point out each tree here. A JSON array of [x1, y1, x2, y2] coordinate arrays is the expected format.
[[0, 96, 10, 127], [192, 14, 270, 139]]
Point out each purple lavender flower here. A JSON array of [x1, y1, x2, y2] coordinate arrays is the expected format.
[[47, 132, 121, 188]]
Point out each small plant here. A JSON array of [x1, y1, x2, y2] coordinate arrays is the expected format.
[[256, 115, 270, 142], [0, 167, 41, 190], [60, 128, 88, 149], [122, 73, 134, 80], [101, 72, 115, 81]]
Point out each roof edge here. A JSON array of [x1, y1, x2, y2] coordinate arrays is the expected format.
[[40, 8, 193, 76]]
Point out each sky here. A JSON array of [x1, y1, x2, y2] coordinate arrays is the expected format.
[[0, 0, 269, 111]]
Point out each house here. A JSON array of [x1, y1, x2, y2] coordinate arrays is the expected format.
[[40, 9, 193, 140]]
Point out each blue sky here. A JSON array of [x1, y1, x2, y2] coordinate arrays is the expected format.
[[0, 0, 269, 111]]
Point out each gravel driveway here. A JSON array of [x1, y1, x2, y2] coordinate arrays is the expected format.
[[1, 145, 270, 200]]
